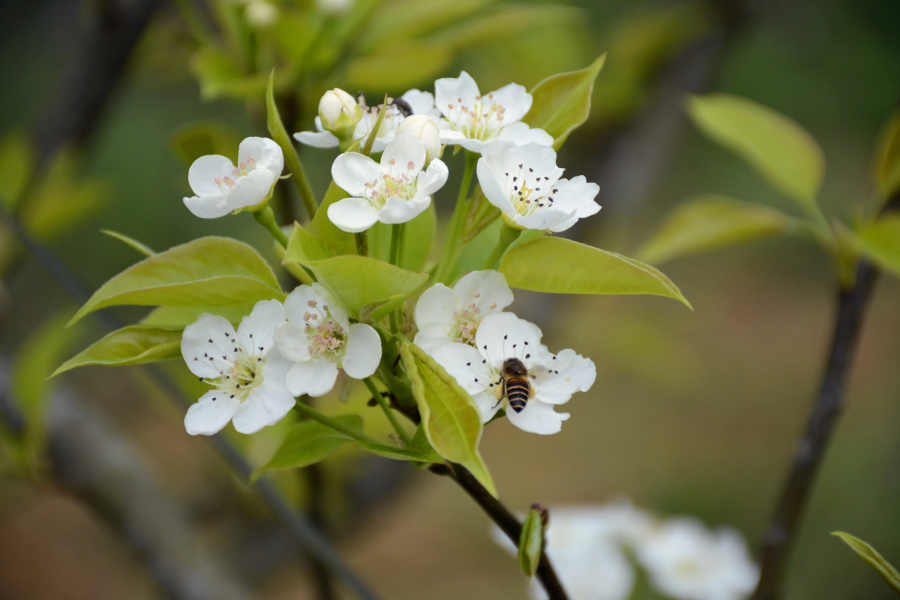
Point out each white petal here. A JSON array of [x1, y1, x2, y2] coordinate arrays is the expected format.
[[532, 349, 596, 405], [331, 152, 381, 197], [458, 137, 490, 153], [182, 314, 238, 378], [237, 299, 285, 356], [285, 359, 340, 397], [453, 270, 514, 315], [485, 82, 532, 123], [284, 284, 350, 331], [497, 122, 554, 147], [476, 156, 516, 218], [471, 390, 502, 424], [232, 378, 295, 434], [414, 283, 461, 328], [415, 158, 449, 198], [184, 390, 240, 436], [549, 175, 601, 218], [342, 323, 381, 379], [187, 155, 235, 196], [435, 71, 481, 117], [381, 134, 426, 174], [412, 323, 454, 353], [226, 168, 277, 210], [368, 134, 392, 153], [516, 207, 577, 232], [273, 321, 311, 362], [294, 130, 340, 148], [474, 313, 543, 370], [481, 141, 563, 188], [183, 193, 232, 219], [401, 89, 436, 115], [327, 197, 380, 233], [378, 196, 430, 225], [505, 398, 569, 435], [438, 127, 468, 145], [430, 343, 493, 400], [255, 137, 285, 180]]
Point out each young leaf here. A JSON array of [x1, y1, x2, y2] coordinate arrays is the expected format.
[[52, 325, 184, 377], [850, 215, 900, 279], [833, 532, 900, 594], [354, 442, 442, 464], [875, 110, 900, 201], [687, 94, 825, 205], [0, 130, 35, 211], [524, 53, 607, 149], [69, 237, 284, 326], [638, 195, 796, 264], [101, 230, 156, 257], [401, 343, 496, 496], [140, 305, 253, 327], [499, 237, 691, 308], [518, 508, 544, 580], [308, 181, 358, 256], [252, 415, 363, 480], [285, 223, 339, 263]]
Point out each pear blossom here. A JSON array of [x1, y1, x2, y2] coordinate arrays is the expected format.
[[430, 312, 595, 434], [434, 71, 554, 153], [243, 0, 279, 26], [273, 284, 381, 397], [396, 114, 441, 165], [295, 89, 440, 151], [413, 270, 513, 352], [636, 517, 759, 600], [316, 88, 363, 141], [477, 141, 600, 232], [327, 134, 449, 232], [183, 137, 284, 219], [181, 300, 294, 435]]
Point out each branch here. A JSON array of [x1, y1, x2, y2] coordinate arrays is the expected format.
[[751, 195, 900, 599]]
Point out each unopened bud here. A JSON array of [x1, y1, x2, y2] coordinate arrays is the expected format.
[[318, 89, 362, 142], [245, 0, 279, 27], [397, 114, 441, 165]]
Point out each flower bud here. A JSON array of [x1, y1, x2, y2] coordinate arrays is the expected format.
[[397, 114, 441, 165], [245, 0, 279, 27], [318, 89, 362, 142]]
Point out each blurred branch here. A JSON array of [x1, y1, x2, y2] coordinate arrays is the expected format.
[[751, 194, 900, 600]]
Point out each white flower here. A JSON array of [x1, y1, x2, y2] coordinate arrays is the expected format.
[[434, 71, 554, 153], [413, 270, 513, 352], [477, 141, 600, 232], [636, 517, 759, 600], [183, 137, 283, 219], [327, 134, 449, 232], [396, 114, 441, 165], [244, 0, 279, 26], [273, 284, 381, 397], [295, 90, 441, 151], [430, 312, 595, 434], [181, 300, 294, 435], [317, 0, 353, 14], [317, 88, 363, 140]]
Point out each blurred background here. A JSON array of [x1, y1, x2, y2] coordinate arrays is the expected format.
[[0, 0, 899, 598]]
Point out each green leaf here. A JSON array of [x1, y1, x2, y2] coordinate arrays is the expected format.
[[344, 40, 452, 93], [833, 532, 900, 594], [101, 230, 155, 257], [308, 181, 358, 256], [500, 237, 691, 308], [518, 508, 544, 580], [524, 53, 606, 149], [875, 110, 900, 201], [170, 122, 242, 167], [425, 5, 579, 51], [638, 195, 796, 264], [367, 204, 436, 272], [851, 215, 900, 279], [354, 441, 442, 463], [401, 343, 495, 496], [358, 294, 406, 324], [52, 325, 184, 377], [252, 415, 362, 479], [687, 94, 825, 205], [286, 255, 428, 320], [69, 237, 284, 326], [0, 130, 35, 211], [285, 223, 339, 262], [140, 305, 253, 327]]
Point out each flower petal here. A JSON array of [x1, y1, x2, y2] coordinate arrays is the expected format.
[[342, 323, 381, 379], [458, 137, 490, 153], [378, 196, 430, 225], [184, 390, 240, 436], [285, 359, 340, 397], [471, 390, 502, 424], [453, 270, 514, 315], [183, 193, 232, 219], [414, 283, 461, 328], [481, 141, 563, 190], [497, 122, 554, 147], [413, 322, 454, 353], [516, 207, 577, 232], [435, 71, 481, 118], [327, 197, 380, 233], [415, 158, 449, 198], [237, 299, 285, 357], [476, 156, 517, 218], [255, 137, 285, 180], [294, 130, 340, 148], [430, 342, 493, 400], [226, 169, 277, 210], [182, 314, 238, 378], [486, 83, 532, 123], [401, 89, 437, 115], [331, 152, 381, 197], [505, 398, 569, 435], [273, 321, 311, 362], [474, 312, 544, 370], [188, 155, 235, 197], [532, 349, 596, 405], [232, 378, 295, 434], [381, 134, 426, 174], [549, 176, 601, 218]]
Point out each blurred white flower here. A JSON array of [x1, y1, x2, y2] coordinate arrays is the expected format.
[[396, 114, 441, 165], [435, 71, 553, 153], [327, 134, 448, 232], [295, 90, 440, 152], [317, 0, 354, 15], [636, 517, 759, 600], [183, 137, 283, 219], [181, 300, 294, 435], [413, 270, 513, 352], [274, 284, 381, 397], [477, 141, 600, 232], [431, 312, 595, 434], [244, 0, 279, 26]]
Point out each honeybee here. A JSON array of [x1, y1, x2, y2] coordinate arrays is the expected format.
[[495, 358, 534, 413]]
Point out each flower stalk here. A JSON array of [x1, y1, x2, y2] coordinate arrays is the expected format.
[[433, 150, 478, 284], [482, 222, 521, 270], [293, 400, 385, 447], [253, 205, 289, 247], [363, 377, 412, 446]]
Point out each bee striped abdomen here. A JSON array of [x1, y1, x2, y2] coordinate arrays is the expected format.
[[506, 378, 531, 413]]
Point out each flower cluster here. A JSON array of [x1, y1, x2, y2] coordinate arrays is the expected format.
[[493, 502, 760, 600]]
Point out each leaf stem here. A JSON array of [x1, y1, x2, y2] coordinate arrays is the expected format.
[[294, 400, 384, 446], [432, 150, 478, 284], [482, 223, 521, 270], [363, 377, 412, 446], [253, 205, 289, 248], [355, 231, 369, 257], [389, 223, 405, 266]]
